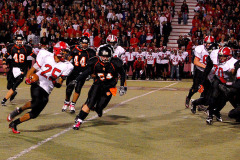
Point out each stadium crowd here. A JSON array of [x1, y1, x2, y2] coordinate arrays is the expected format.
[[0, 0, 240, 80]]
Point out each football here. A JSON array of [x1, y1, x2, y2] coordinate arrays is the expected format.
[[30, 73, 39, 83]]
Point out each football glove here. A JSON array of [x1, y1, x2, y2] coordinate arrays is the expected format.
[[119, 86, 127, 96], [25, 78, 32, 85], [68, 80, 77, 88], [198, 85, 204, 93]]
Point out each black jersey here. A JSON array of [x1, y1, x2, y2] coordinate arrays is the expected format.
[[70, 45, 96, 73], [5, 44, 34, 72], [76, 56, 126, 88]]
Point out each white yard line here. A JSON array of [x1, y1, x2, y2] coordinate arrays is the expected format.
[[7, 82, 178, 160]]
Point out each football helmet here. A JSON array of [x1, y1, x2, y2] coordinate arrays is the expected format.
[[106, 34, 118, 48], [53, 41, 70, 61], [203, 36, 214, 50], [80, 36, 90, 50], [98, 45, 113, 63], [128, 46, 133, 52], [162, 46, 167, 52], [15, 34, 25, 47], [218, 47, 232, 64]]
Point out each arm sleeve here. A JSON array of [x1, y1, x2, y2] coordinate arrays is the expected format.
[[75, 57, 97, 82], [75, 66, 92, 82]]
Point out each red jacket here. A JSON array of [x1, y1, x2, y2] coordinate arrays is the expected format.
[[133, 60, 144, 70]]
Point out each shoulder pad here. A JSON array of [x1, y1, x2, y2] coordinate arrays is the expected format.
[[7, 44, 15, 51], [194, 45, 203, 52]]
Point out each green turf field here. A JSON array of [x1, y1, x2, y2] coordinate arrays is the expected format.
[[0, 76, 240, 160]]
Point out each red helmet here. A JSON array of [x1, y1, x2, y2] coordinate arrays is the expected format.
[[204, 36, 214, 50], [218, 47, 232, 63], [53, 41, 70, 61], [129, 46, 133, 52], [106, 34, 118, 48]]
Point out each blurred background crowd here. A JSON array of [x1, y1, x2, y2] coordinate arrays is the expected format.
[[0, 0, 240, 79]]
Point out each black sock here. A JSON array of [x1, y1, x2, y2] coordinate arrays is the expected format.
[[2, 98, 7, 102], [78, 110, 89, 121], [14, 118, 22, 125]]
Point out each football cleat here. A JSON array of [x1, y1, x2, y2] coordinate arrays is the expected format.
[[185, 96, 190, 108], [206, 116, 213, 125], [9, 121, 20, 134], [73, 119, 82, 130], [7, 107, 20, 122], [190, 100, 196, 114], [1, 100, 6, 106], [69, 102, 76, 114], [95, 108, 103, 117], [214, 111, 222, 122], [62, 101, 70, 112], [10, 91, 17, 102]]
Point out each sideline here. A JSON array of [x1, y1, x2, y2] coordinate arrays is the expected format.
[[7, 82, 178, 160]]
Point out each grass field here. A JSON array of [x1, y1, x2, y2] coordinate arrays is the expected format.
[[0, 76, 240, 160]]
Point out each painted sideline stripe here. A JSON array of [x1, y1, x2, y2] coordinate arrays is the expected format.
[[7, 82, 178, 160]]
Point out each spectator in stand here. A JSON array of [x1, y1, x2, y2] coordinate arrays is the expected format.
[[177, 11, 182, 24], [48, 29, 56, 44], [219, 34, 227, 47], [159, 13, 167, 35], [181, 1, 189, 25], [146, 30, 153, 45], [183, 34, 190, 48], [14, 27, 24, 37], [40, 32, 49, 47], [227, 37, 238, 50], [130, 33, 139, 48], [119, 35, 129, 48], [177, 35, 185, 49], [27, 30, 35, 43], [94, 33, 102, 48]]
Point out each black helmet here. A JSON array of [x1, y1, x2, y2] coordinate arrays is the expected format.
[[80, 36, 89, 50], [15, 34, 24, 47], [98, 44, 113, 63]]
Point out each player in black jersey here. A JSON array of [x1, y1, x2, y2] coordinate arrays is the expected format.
[[62, 36, 96, 113], [68, 44, 127, 130], [1, 35, 35, 106]]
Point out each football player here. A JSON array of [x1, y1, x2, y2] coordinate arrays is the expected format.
[[145, 48, 156, 80], [1, 34, 35, 106], [106, 34, 125, 58], [7, 41, 74, 134], [159, 46, 170, 81], [69, 44, 127, 130], [125, 47, 136, 79], [219, 60, 240, 122], [62, 36, 96, 113], [205, 47, 237, 124], [185, 36, 215, 108], [190, 46, 219, 114]]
